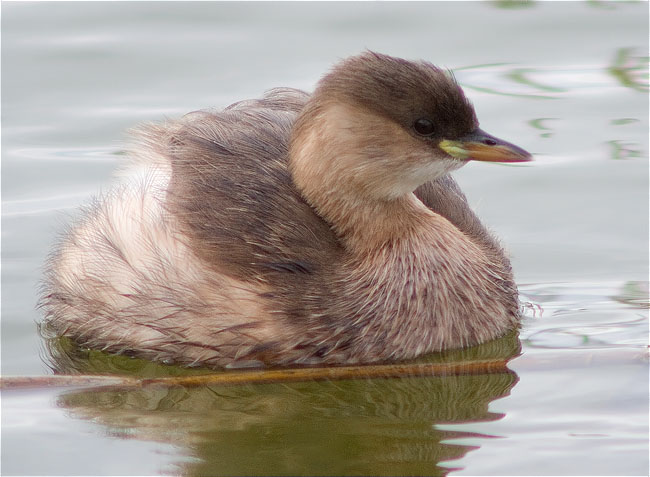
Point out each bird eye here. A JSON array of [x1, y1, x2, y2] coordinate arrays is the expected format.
[[414, 118, 435, 136]]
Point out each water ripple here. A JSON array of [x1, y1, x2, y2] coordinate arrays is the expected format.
[[456, 52, 648, 99], [518, 282, 649, 351]]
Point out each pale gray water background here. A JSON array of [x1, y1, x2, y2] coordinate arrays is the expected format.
[[1, 2, 648, 475]]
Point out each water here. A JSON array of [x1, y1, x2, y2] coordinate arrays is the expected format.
[[2, 2, 648, 475]]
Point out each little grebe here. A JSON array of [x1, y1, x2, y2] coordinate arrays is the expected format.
[[41, 52, 531, 368]]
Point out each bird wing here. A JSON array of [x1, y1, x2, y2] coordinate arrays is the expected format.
[[160, 88, 342, 283]]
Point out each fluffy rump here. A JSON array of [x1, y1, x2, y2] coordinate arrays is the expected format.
[[40, 113, 288, 367]]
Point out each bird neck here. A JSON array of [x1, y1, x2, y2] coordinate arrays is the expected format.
[[289, 101, 451, 253]]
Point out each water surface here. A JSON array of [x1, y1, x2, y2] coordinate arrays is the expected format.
[[2, 2, 648, 475]]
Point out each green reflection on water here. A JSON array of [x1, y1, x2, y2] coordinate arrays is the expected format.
[[611, 118, 640, 126], [586, 0, 618, 10], [529, 118, 557, 138], [456, 64, 561, 100], [460, 83, 557, 101], [491, 0, 536, 10], [48, 332, 520, 476], [507, 68, 567, 93], [608, 47, 650, 93], [612, 281, 650, 308], [607, 140, 643, 160]]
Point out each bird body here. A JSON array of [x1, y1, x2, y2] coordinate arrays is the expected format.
[[41, 53, 530, 368]]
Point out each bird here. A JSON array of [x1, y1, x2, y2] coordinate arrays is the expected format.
[[40, 51, 532, 369]]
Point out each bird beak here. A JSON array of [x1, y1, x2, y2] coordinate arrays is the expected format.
[[439, 128, 532, 163]]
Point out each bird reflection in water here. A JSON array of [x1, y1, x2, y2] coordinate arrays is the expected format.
[[48, 331, 521, 476]]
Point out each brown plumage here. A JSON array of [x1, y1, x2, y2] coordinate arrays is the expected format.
[[40, 52, 531, 368]]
